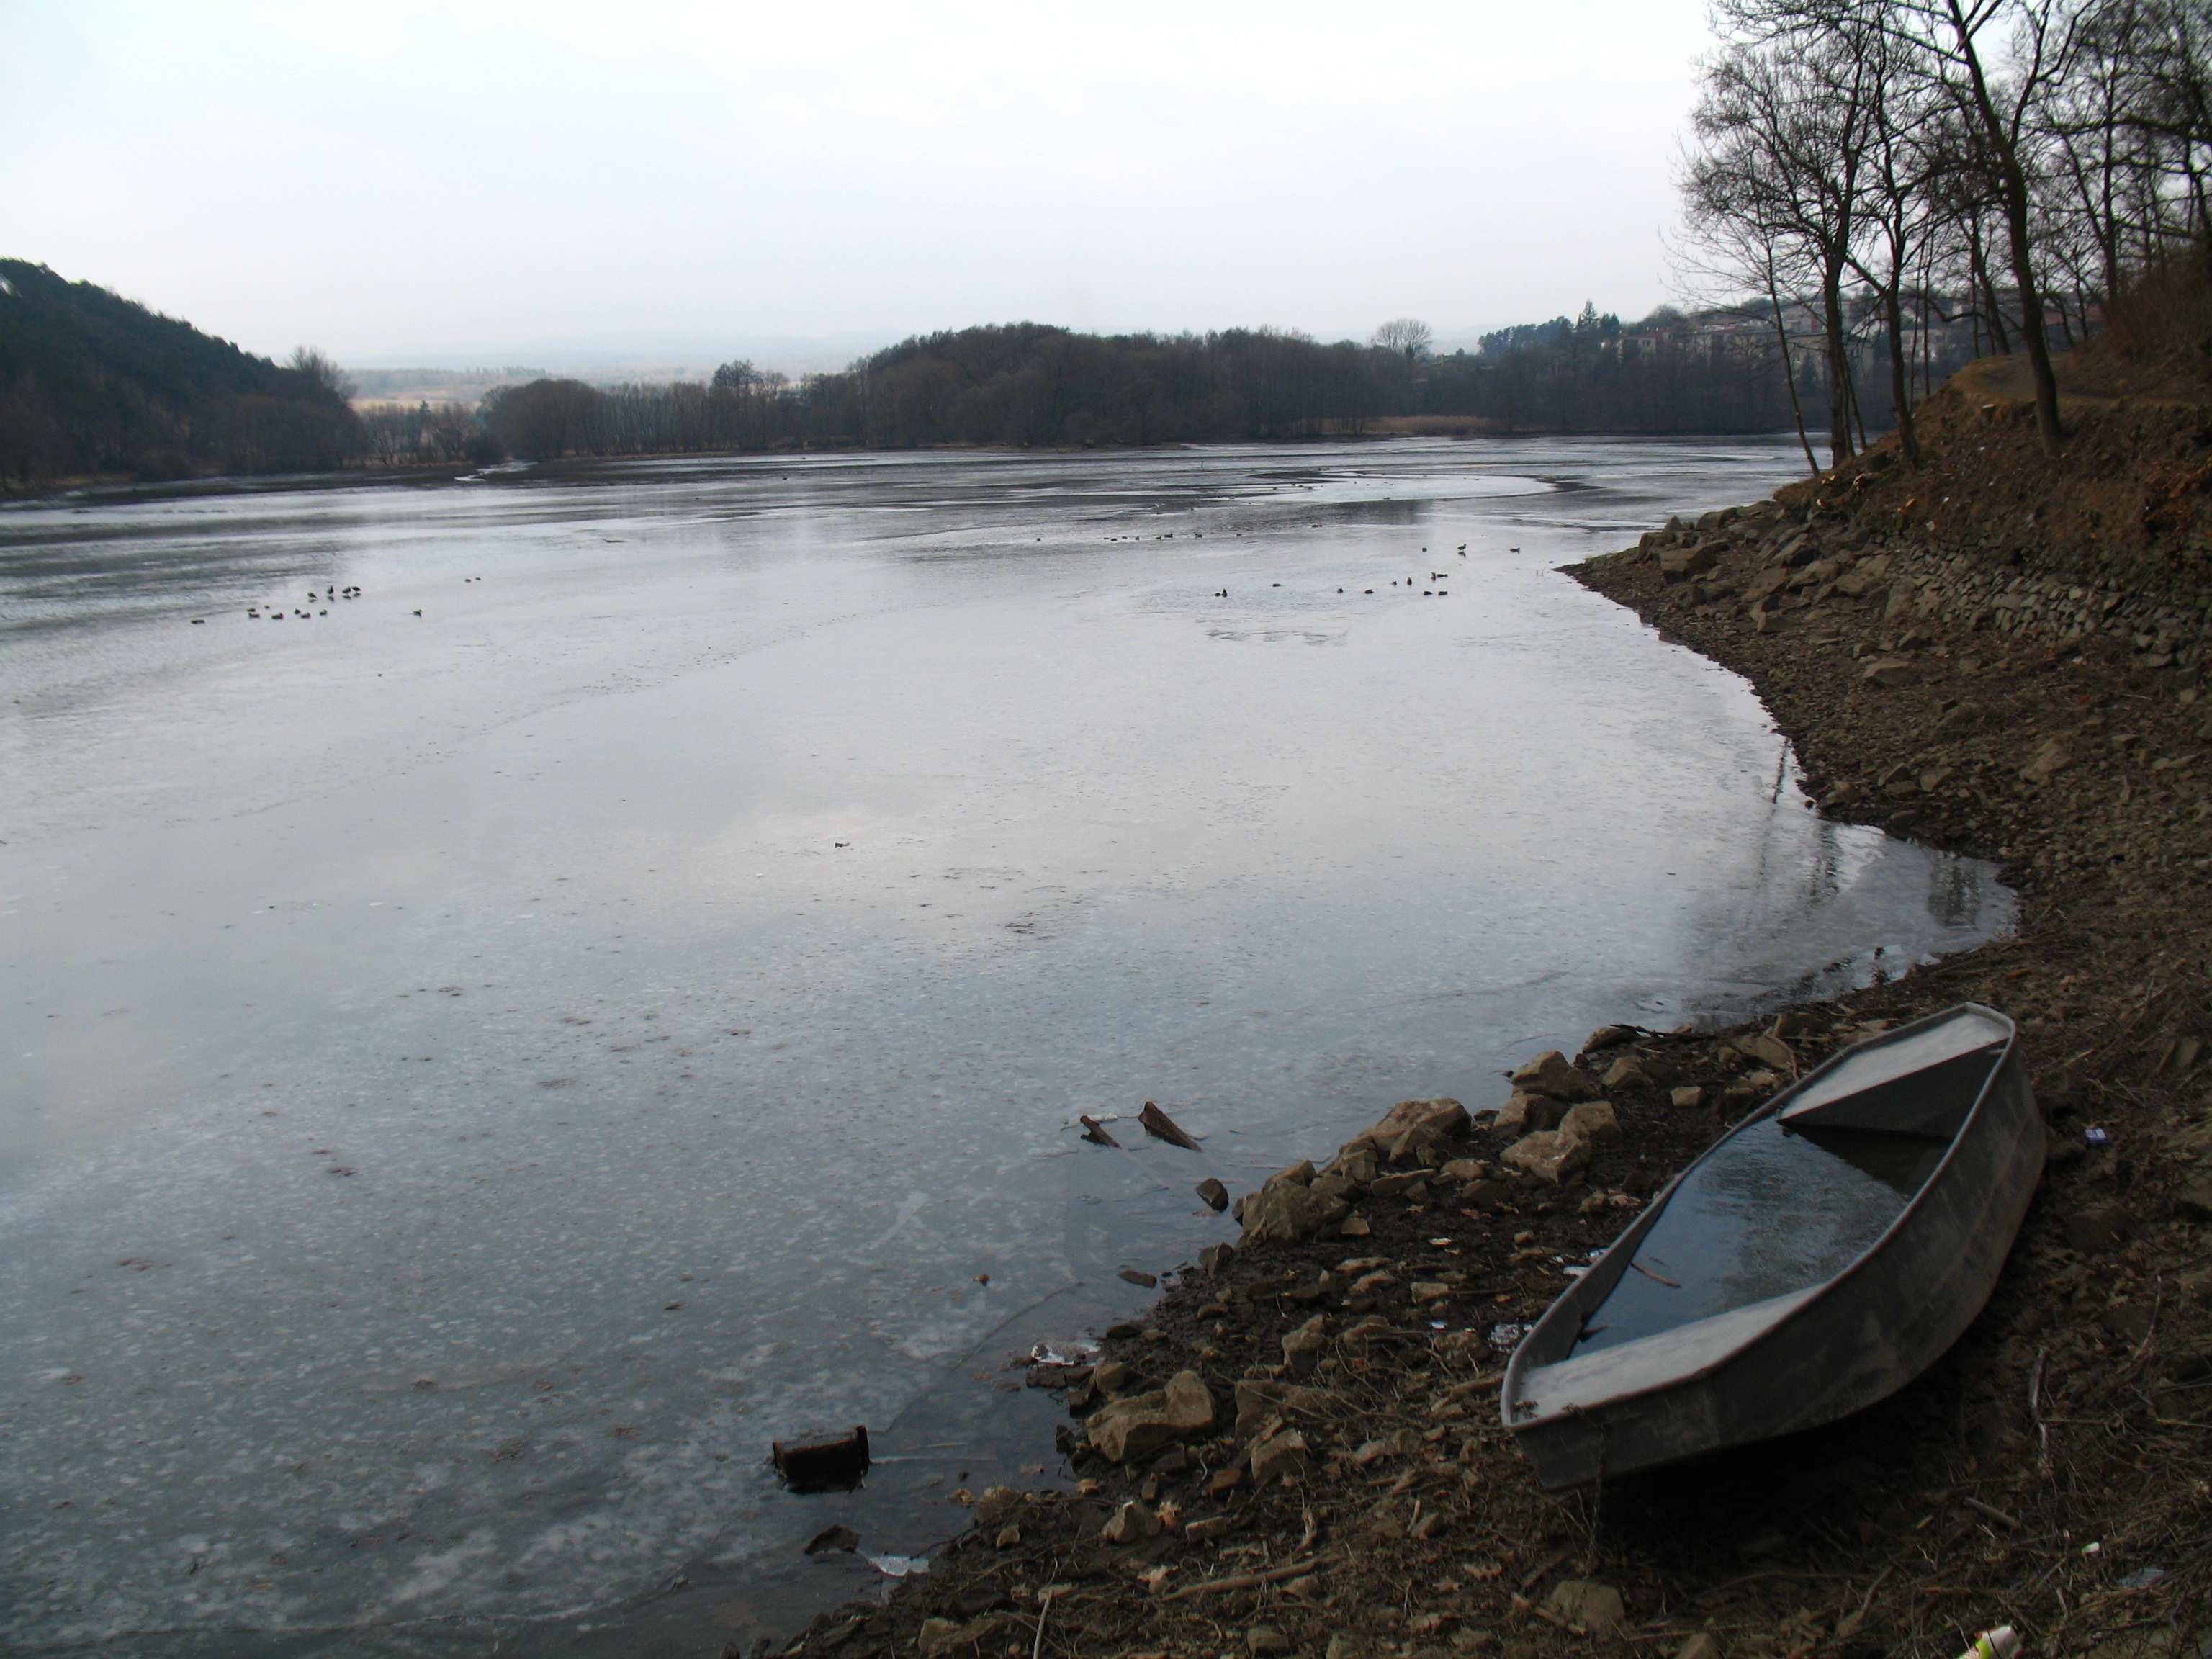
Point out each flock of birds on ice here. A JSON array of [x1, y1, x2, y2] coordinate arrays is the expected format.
[[235, 583, 373, 623], [192, 536, 1524, 626], [201, 577, 483, 624]]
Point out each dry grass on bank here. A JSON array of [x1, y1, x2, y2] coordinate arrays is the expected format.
[[1353, 416, 1511, 439]]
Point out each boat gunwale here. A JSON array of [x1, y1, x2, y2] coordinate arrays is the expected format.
[[1501, 1001, 2020, 1434]]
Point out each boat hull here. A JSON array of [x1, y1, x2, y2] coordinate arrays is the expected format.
[[1502, 1004, 2041, 1489]]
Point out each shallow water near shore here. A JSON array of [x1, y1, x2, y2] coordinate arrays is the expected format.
[[0, 438, 2010, 1655]]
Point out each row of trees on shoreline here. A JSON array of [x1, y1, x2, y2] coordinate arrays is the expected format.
[[1683, 0, 2212, 467], [0, 286, 1994, 490], [448, 302, 1985, 465], [0, 257, 2146, 492]]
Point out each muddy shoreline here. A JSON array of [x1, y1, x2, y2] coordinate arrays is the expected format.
[[756, 413, 2212, 1658]]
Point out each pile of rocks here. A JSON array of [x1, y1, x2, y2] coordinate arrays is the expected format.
[[1081, 1369, 1217, 1463], [1491, 1048, 1619, 1184], [1228, 1095, 1474, 1245], [1223, 1049, 1653, 1259], [925, 1015, 1827, 1653]]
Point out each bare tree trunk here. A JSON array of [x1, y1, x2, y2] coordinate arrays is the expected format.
[[1823, 266, 1854, 462], [1883, 284, 1922, 464], [1971, 222, 2015, 352], [1996, 148, 2066, 447], [1947, 0, 2064, 450], [1851, 346, 1872, 454], [1917, 289, 1931, 400], [1767, 276, 1821, 475]]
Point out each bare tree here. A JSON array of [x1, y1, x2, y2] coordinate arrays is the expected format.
[[2062, 0, 2212, 260], [1676, 182, 1827, 471], [1910, 0, 2085, 450], [287, 346, 356, 403], [1370, 318, 1434, 359], [1715, 0, 2093, 451], [1843, 14, 1946, 464], [1687, 30, 1880, 461]]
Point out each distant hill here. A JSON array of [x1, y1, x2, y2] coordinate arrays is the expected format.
[[0, 259, 359, 487], [346, 366, 549, 408]]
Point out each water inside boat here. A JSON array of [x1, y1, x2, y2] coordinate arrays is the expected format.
[[1572, 1025, 2010, 1357]]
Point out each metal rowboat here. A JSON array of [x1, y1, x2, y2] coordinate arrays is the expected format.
[[1501, 1003, 2040, 1488]]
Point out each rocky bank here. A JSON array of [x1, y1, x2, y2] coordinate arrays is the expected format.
[[754, 372, 2212, 1659]]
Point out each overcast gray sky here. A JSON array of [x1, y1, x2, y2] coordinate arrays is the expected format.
[[5, 1, 1717, 369]]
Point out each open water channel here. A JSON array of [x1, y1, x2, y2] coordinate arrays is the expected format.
[[0, 439, 2009, 1654]]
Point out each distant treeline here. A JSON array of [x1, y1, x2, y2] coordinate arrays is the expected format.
[[0, 258, 364, 485], [0, 254, 2012, 490], [467, 306, 1984, 463]]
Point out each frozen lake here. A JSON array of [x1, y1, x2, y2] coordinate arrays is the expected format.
[[0, 439, 2008, 1654]]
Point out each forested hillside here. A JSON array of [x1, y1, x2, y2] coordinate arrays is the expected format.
[[0, 259, 359, 486]]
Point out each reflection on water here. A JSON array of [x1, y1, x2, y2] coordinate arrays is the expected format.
[[0, 438, 2011, 1653], [1928, 854, 1995, 928], [1679, 799, 2008, 1025], [1574, 1118, 1950, 1355]]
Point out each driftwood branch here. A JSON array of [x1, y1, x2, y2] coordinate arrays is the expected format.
[[1156, 1556, 1322, 1602]]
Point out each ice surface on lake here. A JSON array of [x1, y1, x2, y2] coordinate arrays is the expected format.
[[0, 439, 2010, 1652]]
